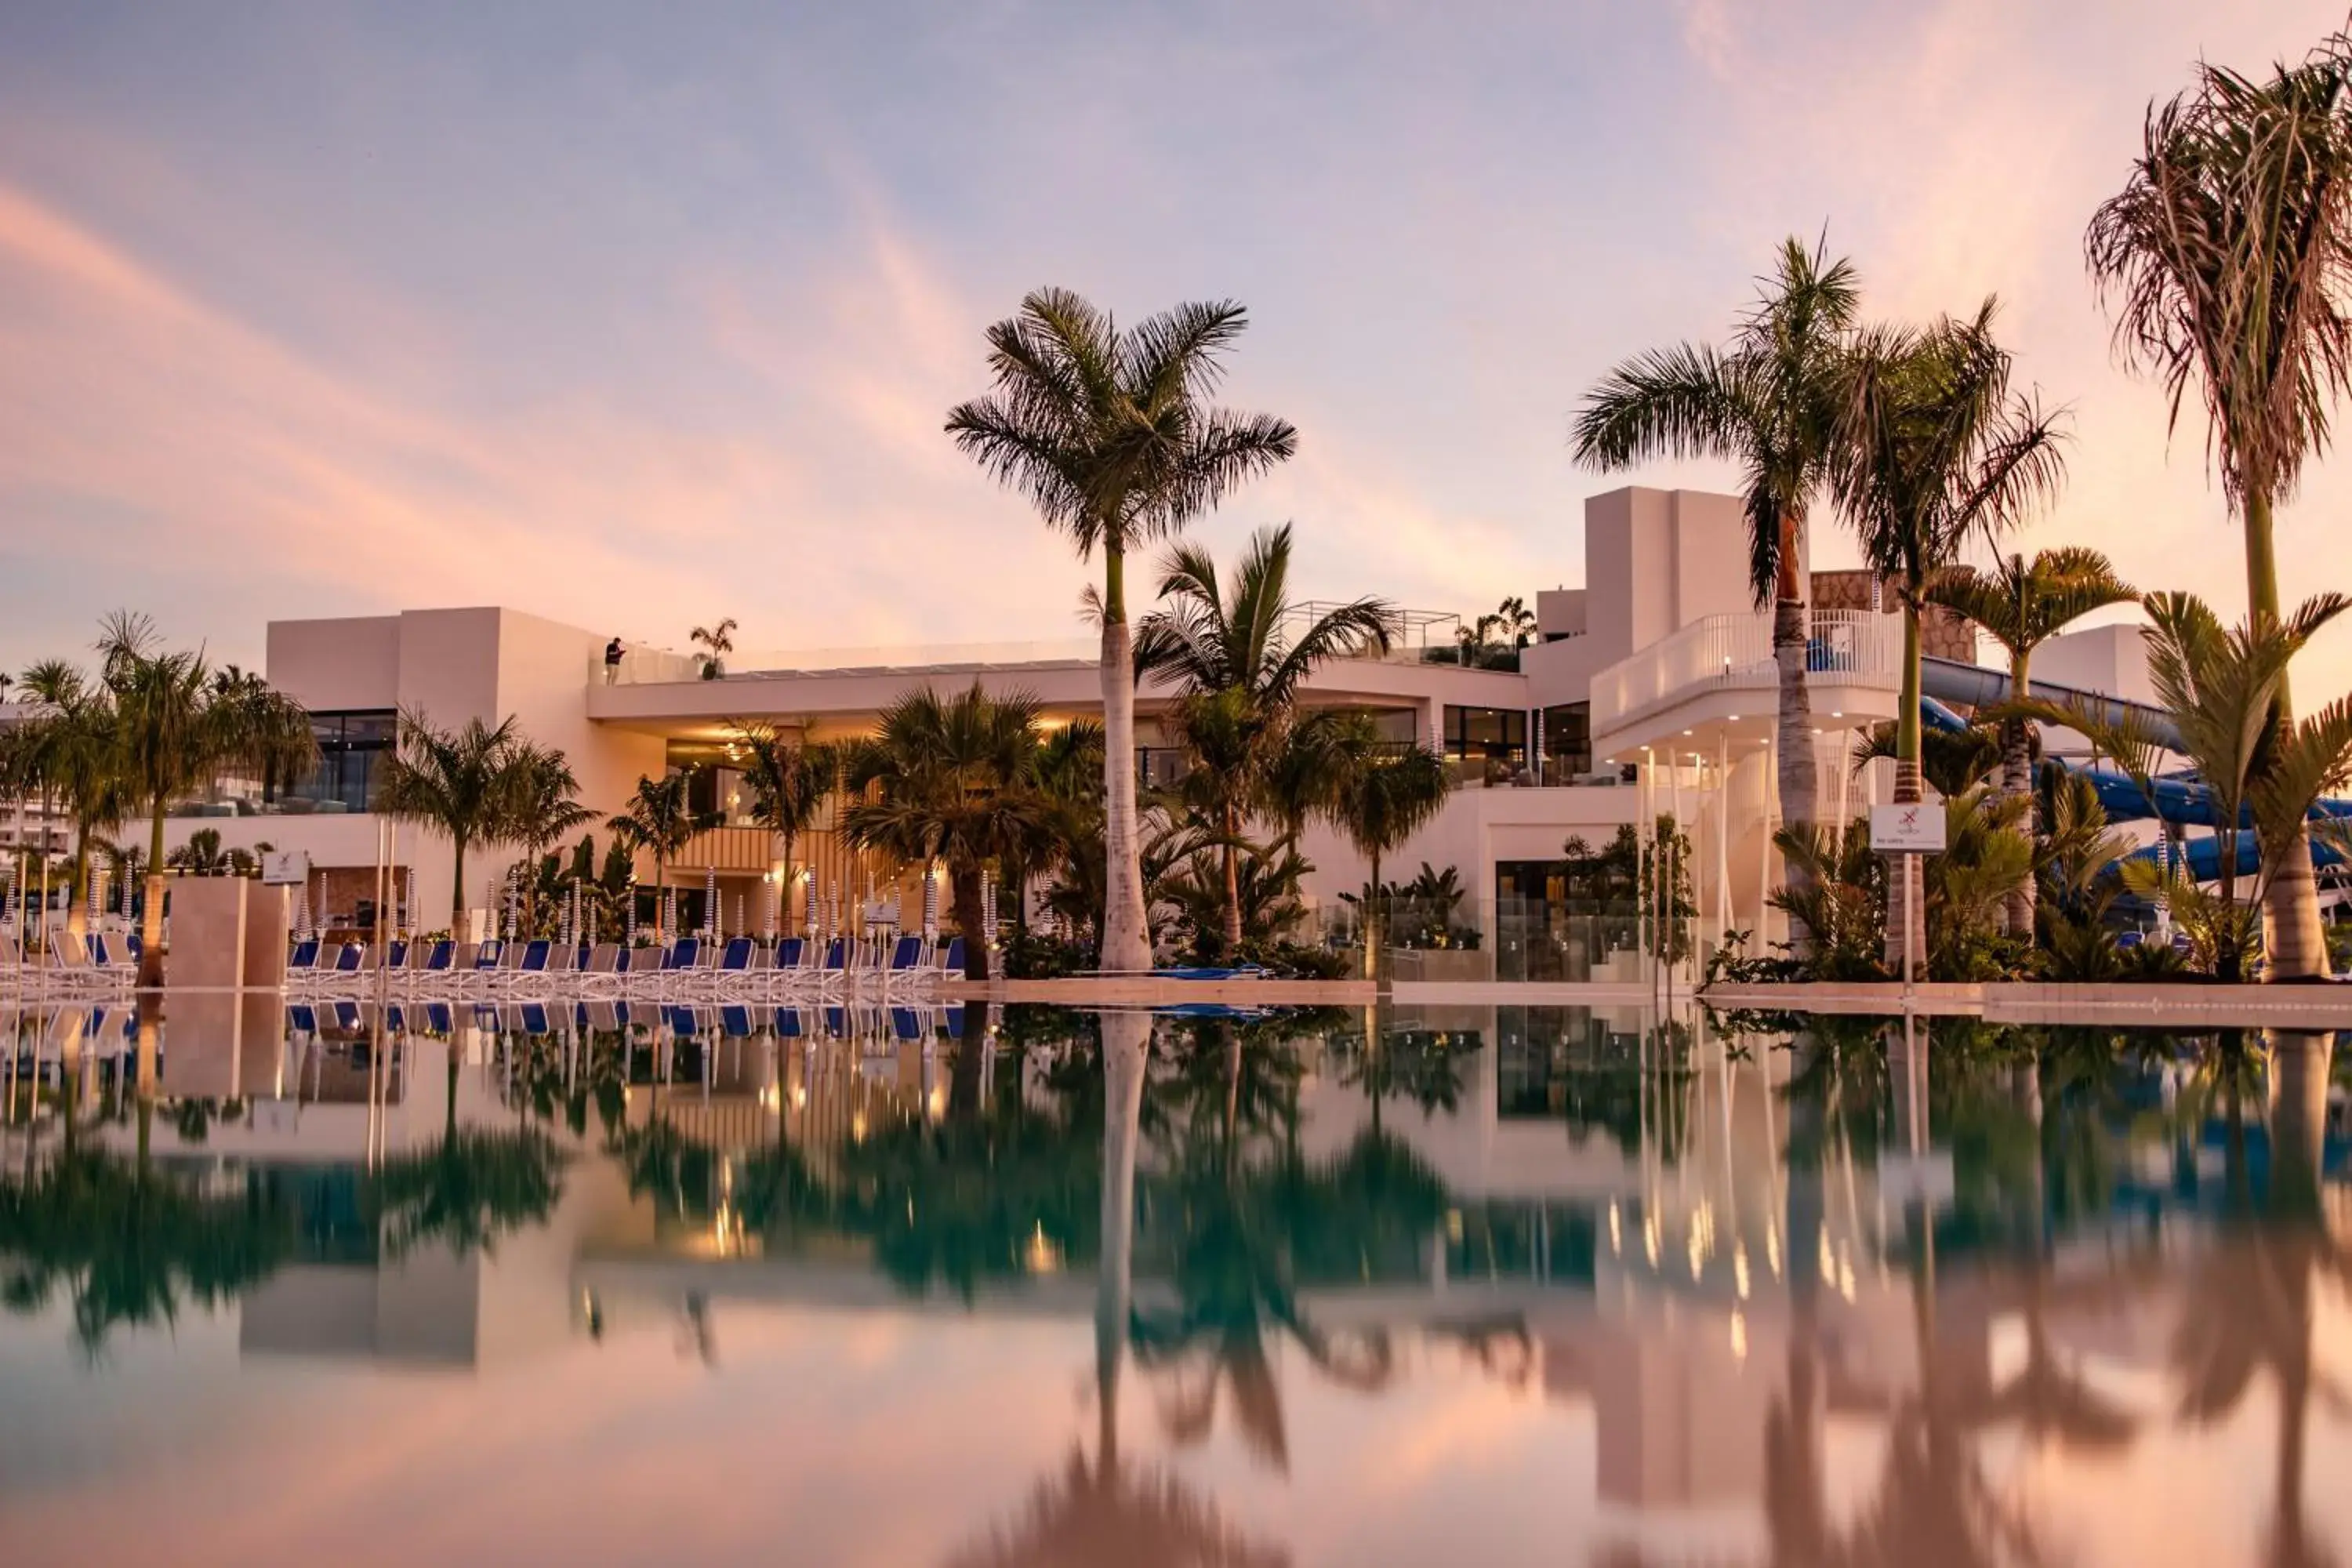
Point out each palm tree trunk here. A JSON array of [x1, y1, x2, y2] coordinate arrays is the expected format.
[[137, 800, 166, 989], [1772, 518, 1818, 959], [1367, 848, 1383, 982], [950, 866, 992, 982], [450, 836, 469, 932], [781, 829, 797, 933], [2248, 492, 2331, 978], [2002, 666, 2036, 941], [66, 826, 90, 939], [1883, 608, 1924, 975], [1221, 805, 1243, 957], [1099, 545, 1152, 975], [1096, 1010, 1150, 1474]]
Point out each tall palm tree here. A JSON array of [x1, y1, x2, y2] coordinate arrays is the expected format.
[[840, 684, 1047, 983], [2087, 34, 2352, 977], [97, 613, 261, 987], [1923, 546, 2136, 935], [1830, 303, 2068, 971], [729, 720, 839, 931], [1573, 236, 1862, 935], [605, 768, 719, 946], [208, 663, 320, 808], [689, 617, 738, 680], [1137, 524, 1394, 953], [1312, 713, 1451, 975], [376, 710, 539, 931], [947, 289, 1298, 978], [506, 746, 593, 936], [12, 662, 125, 939]]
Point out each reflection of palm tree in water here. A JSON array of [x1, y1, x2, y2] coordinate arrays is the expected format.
[[1131, 1017, 1443, 1473], [1748, 1023, 2106, 1568], [2170, 1031, 2347, 1568], [0, 1048, 296, 1357], [945, 1011, 1290, 1568], [373, 1047, 568, 1263]]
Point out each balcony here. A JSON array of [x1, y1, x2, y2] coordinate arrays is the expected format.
[[1588, 608, 1903, 754]]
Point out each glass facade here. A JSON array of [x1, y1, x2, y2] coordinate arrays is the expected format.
[[1541, 702, 1591, 778], [285, 710, 395, 813], [1443, 706, 1526, 771]]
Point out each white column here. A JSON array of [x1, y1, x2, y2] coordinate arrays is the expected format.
[[1759, 734, 1776, 945], [1717, 735, 1732, 937]]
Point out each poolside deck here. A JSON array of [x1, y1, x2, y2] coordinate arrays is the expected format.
[[945, 977, 1378, 1007], [1700, 979, 2352, 1029]]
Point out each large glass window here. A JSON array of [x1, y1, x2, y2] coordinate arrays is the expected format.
[[285, 710, 395, 813], [1541, 702, 1591, 779], [1443, 706, 1526, 768]]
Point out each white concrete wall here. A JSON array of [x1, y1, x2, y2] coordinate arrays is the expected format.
[[2034, 622, 2155, 706], [1582, 487, 1804, 671], [264, 615, 400, 712], [1537, 587, 1587, 638], [232, 607, 666, 928]]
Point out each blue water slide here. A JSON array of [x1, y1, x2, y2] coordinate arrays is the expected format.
[[1915, 658, 2352, 877]]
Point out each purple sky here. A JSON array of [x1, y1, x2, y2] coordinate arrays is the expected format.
[[4, 2, 2350, 691]]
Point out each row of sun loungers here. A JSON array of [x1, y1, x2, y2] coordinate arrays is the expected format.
[[285, 996, 968, 1045], [289, 933, 966, 1000], [0, 928, 142, 999]]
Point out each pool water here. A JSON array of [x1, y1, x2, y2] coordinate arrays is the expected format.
[[2, 997, 2349, 1566]]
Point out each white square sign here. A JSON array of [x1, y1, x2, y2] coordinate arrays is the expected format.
[[260, 849, 310, 886], [1870, 802, 1945, 854]]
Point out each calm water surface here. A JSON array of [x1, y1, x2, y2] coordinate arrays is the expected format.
[[2, 995, 2348, 1566]]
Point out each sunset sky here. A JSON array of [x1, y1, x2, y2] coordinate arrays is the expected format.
[[4, 2, 2350, 688]]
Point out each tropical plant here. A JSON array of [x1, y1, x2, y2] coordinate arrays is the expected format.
[[1448, 597, 1537, 668], [947, 288, 1298, 977], [1830, 303, 2068, 970], [1639, 813, 1700, 971], [1135, 522, 1394, 954], [1925, 784, 2038, 980], [1852, 715, 2002, 800], [208, 662, 320, 808], [2033, 768, 2136, 981], [1036, 793, 1197, 957], [97, 612, 313, 986], [506, 746, 593, 935], [2087, 32, 2352, 977], [730, 720, 838, 931], [376, 710, 542, 929], [1310, 713, 1451, 970], [1924, 547, 2136, 934], [165, 827, 256, 878], [1573, 236, 1863, 936], [1770, 817, 1888, 980], [840, 684, 1047, 982], [1160, 837, 1314, 957], [9, 661, 125, 936], [688, 617, 738, 680], [2113, 591, 2352, 982], [604, 768, 720, 947]]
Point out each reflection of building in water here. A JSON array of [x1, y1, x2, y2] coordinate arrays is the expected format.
[[14, 996, 2318, 1562]]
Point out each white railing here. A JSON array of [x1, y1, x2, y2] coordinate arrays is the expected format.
[[1588, 609, 1902, 732], [597, 638, 1100, 687]]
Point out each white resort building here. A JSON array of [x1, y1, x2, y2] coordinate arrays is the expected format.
[[115, 485, 2157, 972]]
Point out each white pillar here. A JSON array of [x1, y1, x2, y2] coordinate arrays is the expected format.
[[1717, 735, 1732, 938], [1759, 735, 1776, 945]]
